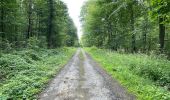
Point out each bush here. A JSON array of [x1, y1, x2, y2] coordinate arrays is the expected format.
[[27, 37, 40, 50], [0, 47, 76, 99], [38, 36, 47, 48], [0, 54, 32, 80], [0, 39, 12, 52]]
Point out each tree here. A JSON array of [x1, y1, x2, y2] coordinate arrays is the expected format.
[[27, 0, 33, 39], [0, 0, 78, 50], [81, 0, 170, 56], [151, 0, 170, 52]]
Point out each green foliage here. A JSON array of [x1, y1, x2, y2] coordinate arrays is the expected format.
[[0, 47, 76, 99], [81, 0, 170, 55], [0, 3, 78, 98], [27, 37, 40, 50], [38, 36, 48, 48], [86, 47, 170, 100], [0, 0, 78, 50], [0, 39, 12, 52]]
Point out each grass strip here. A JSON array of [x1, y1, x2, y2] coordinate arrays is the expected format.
[[85, 47, 170, 100]]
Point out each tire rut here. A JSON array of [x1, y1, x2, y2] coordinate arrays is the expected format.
[[38, 48, 135, 100]]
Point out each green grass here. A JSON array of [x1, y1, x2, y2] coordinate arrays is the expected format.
[[85, 47, 170, 100], [0, 47, 76, 99]]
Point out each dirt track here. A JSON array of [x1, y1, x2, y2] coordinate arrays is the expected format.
[[39, 49, 135, 100]]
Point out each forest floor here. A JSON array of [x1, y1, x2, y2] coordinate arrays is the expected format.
[[39, 48, 135, 100]]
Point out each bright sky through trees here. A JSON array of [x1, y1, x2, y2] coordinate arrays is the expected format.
[[62, 0, 87, 39]]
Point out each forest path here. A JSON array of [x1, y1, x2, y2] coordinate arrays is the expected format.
[[39, 48, 135, 100]]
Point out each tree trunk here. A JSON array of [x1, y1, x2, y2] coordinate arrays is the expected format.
[[38, 13, 41, 36], [130, 3, 136, 53], [107, 21, 112, 49], [36, 13, 39, 37], [159, 16, 165, 52], [142, 15, 148, 53], [47, 0, 54, 48], [27, 0, 33, 39], [1, 2, 5, 39]]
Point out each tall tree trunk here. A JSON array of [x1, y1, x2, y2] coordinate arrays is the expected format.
[[36, 13, 39, 37], [107, 20, 112, 49], [142, 14, 148, 53], [27, 0, 33, 39], [38, 13, 41, 36], [38, 15, 41, 36], [1, 3, 5, 39], [130, 3, 136, 53], [159, 16, 165, 52], [47, 0, 54, 48]]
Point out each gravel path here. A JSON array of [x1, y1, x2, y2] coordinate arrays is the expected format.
[[39, 49, 135, 100]]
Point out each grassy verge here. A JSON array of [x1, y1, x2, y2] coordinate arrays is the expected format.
[[85, 47, 170, 100], [0, 47, 76, 99]]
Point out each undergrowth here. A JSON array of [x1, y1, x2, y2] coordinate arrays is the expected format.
[[85, 47, 170, 100], [0, 47, 76, 99]]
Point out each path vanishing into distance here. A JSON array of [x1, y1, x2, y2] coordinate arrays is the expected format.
[[39, 49, 135, 100]]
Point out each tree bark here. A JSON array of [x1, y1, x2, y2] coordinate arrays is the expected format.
[[159, 16, 165, 52], [142, 15, 148, 53], [27, 0, 33, 39], [1, 1, 5, 39], [47, 0, 54, 48], [130, 3, 136, 53]]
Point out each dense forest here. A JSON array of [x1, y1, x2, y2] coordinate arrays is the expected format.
[[1, 0, 170, 99], [81, 0, 170, 99], [0, 0, 78, 99], [81, 0, 170, 56], [0, 0, 78, 51]]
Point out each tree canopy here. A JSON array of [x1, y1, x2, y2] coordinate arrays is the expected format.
[[0, 0, 78, 50], [81, 0, 170, 55]]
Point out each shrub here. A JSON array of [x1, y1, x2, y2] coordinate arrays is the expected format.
[[0, 47, 76, 99], [27, 37, 40, 50]]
